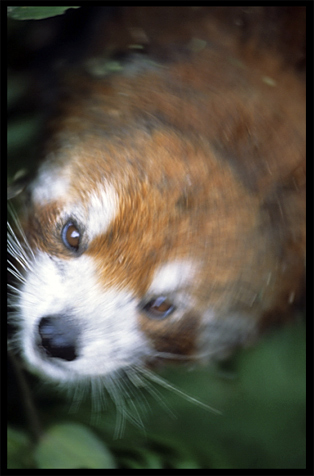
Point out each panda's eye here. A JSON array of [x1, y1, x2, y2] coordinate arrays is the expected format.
[[141, 296, 176, 319], [62, 221, 81, 252]]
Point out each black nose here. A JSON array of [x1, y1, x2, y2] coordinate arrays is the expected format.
[[38, 316, 79, 361]]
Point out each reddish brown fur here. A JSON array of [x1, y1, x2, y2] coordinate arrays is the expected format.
[[25, 7, 305, 356]]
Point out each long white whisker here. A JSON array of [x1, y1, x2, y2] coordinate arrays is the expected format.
[[8, 205, 36, 261], [104, 373, 146, 437], [139, 367, 222, 415], [126, 367, 175, 419], [151, 344, 236, 365], [7, 264, 27, 284]]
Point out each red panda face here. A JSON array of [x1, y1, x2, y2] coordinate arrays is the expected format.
[[8, 7, 305, 387]]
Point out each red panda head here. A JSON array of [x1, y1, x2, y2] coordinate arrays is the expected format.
[[8, 7, 305, 388]]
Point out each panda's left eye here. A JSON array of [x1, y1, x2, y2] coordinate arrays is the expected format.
[[61, 221, 81, 252], [141, 296, 176, 319]]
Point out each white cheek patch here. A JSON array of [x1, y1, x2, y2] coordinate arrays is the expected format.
[[18, 252, 150, 382], [148, 260, 196, 295]]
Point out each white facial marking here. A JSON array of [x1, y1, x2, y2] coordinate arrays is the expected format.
[[18, 252, 150, 383], [85, 182, 118, 240], [31, 158, 70, 204], [148, 260, 196, 295]]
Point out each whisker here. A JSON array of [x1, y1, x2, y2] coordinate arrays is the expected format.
[[151, 341, 239, 365], [104, 373, 146, 437], [112, 375, 147, 431], [8, 205, 35, 256], [139, 366, 222, 415], [7, 265, 27, 284], [126, 366, 175, 419]]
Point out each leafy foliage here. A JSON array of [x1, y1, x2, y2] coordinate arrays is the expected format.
[[7, 6, 80, 21], [8, 321, 306, 469]]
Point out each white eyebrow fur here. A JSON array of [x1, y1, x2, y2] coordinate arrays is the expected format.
[[31, 159, 70, 204], [85, 182, 119, 240], [148, 261, 196, 295]]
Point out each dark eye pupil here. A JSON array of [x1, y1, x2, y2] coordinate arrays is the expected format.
[[143, 297, 175, 319], [62, 222, 80, 251]]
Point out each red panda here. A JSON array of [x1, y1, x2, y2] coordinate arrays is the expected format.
[[8, 7, 305, 396]]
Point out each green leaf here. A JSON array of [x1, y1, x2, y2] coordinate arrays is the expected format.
[[34, 423, 116, 469], [7, 427, 34, 469], [7, 6, 80, 20]]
